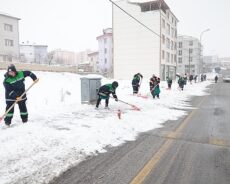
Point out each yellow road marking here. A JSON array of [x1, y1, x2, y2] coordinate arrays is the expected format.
[[209, 137, 230, 147], [130, 96, 208, 184]]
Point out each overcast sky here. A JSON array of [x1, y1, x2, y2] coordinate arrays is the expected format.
[[0, 0, 229, 57]]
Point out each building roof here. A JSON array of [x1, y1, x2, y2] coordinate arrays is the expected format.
[[20, 44, 48, 47], [178, 35, 200, 41], [96, 33, 112, 40], [128, 0, 178, 21], [0, 12, 20, 20], [88, 51, 99, 56]]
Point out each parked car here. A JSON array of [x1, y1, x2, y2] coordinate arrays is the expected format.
[[223, 75, 230, 82]]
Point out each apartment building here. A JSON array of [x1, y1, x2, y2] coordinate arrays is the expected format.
[[113, 0, 178, 80], [97, 28, 113, 78], [177, 35, 202, 75], [20, 43, 48, 64], [0, 12, 20, 62]]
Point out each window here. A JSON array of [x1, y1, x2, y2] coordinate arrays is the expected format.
[[189, 41, 193, 46], [189, 57, 193, 62], [178, 57, 182, 63], [175, 29, 177, 38], [166, 52, 170, 62], [179, 50, 182, 56], [174, 42, 177, 50], [4, 24, 13, 32], [167, 11, 169, 19], [162, 50, 165, 59], [174, 55, 177, 63], [162, 18, 165, 28], [5, 39, 14, 46], [179, 42, 183, 48], [172, 17, 174, 24], [167, 24, 170, 35], [104, 38, 107, 44], [189, 49, 193, 54], [104, 58, 107, 64], [162, 34, 165, 44], [171, 54, 174, 63], [171, 28, 174, 37], [166, 38, 170, 49], [104, 48, 107, 54], [171, 41, 174, 50]]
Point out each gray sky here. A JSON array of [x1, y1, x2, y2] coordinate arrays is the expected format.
[[0, 0, 229, 57]]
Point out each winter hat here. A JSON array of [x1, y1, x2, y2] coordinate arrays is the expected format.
[[112, 81, 119, 88], [7, 64, 17, 73]]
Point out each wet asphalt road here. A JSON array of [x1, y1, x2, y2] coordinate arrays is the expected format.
[[50, 81, 230, 184]]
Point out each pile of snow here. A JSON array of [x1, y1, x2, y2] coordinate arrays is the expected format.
[[0, 70, 211, 184], [205, 72, 219, 80]]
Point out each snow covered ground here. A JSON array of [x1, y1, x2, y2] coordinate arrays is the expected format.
[[0, 70, 211, 184]]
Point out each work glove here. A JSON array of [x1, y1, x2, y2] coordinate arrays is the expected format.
[[113, 95, 118, 101], [16, 96, 22, 101]]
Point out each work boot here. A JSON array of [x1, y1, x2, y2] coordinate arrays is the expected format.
[[22, 118, 28, 123], [5, 121, 11, 126]]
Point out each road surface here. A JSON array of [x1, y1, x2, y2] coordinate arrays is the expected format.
[[50, 81, 230, 184]]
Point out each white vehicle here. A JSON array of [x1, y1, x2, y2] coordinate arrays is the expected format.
[[223, 75, 230, 82]]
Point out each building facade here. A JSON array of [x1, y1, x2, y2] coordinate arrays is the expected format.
[[203, 55, 219, 72], [0, 13, 20, 62], [97, 28, 113, 78], [219, 57, 230, 70], [75, 49, 92, 65], [48, 49, 76, 66], [113, 0, 178, 80], [20, 44, 48, 64], [88, 51, 99, 73], [177, 35, 202, 75]]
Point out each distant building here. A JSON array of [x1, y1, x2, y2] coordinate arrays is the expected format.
[[203, 55, 220, 72], [76, 49, 92, 65], [219, 57, 230, 69], [113, 0, 178, 80], [20, 43, 48, 64], [177, 35, 202, 75], [88, 51, 99, 73], [97, 28, 113, 78], [48, 49, 76, 66], [0, 12, 20, 62]]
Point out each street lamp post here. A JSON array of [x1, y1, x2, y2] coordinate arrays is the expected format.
[[199, 29, 210, 74]]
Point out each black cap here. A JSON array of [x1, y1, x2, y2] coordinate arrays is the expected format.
[[7, 64, 17, 73]]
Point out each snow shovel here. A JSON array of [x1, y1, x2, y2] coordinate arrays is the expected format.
[[117, 99, 141, 111], [0, 79, 39, 123]]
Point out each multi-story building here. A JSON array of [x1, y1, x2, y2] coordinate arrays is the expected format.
[[20, 43, 48, 64], [0, 12, 20, 62], [75, 49, 92, 65], [97, 28, 113, 78], [203, 55, 219, 72], [113, 0, 178, 80], [48, 49, 76, 66], [177, 35, 202, 75], [88, 51, 99, 73], [219, 57, 230, 70]]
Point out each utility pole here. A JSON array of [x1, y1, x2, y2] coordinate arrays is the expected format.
[[199, 29, 210, 74], [188, 48, 191, 76]]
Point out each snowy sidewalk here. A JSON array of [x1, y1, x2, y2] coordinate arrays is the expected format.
[[0, 71, 211, 184]]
